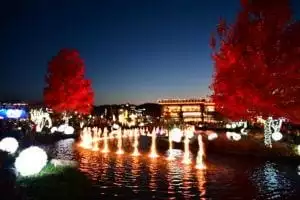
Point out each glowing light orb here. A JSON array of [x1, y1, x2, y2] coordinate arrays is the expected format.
[[112, 123, 120, 130], [0, 137, 19, 154], [226, 132, 241, 141], [231, 124, 237, 129], [272, 132, 283, 141], [50, 127, 57, 133], [232, 133, 241, 141], [170, 128, 183, 143], [297, 145, 300, 156], [15, 146, 48, 176], [64, 126, 75, 135], [208, 132, 218, 141]]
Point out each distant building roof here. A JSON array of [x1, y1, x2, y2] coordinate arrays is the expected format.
[[157, 98, 214, 105]]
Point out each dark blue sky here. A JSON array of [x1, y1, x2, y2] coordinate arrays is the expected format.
[[1, 0, 299, 105]]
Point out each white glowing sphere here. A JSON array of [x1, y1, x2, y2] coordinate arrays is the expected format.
[[170, 128, 183, 143], [139, 123, 144, 127], [58, 124, 68, 132], [64, 126, 74, 135], [226, 132, 232, 139], [0, 137, 19, 154], [232, 133, 241, 141], [50, 126, 58, 133], [231, 123, 237, 129], [112, 123, 120, 130], [208, 132, 218, 141], [15, 146, 48, 176], [272, 132, 283, 141], [225, 124, 231, 129], [297, 145, 300, 156]]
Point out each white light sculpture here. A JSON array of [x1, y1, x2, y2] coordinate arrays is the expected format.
[[264, 117, 283, 147], [225, 124, 231, 129], [30, 109, 52, 132], [226, 132, 241, 141], [56, 124, 74, 135], [170, 128, 183, 143], [50, 127, 57, 133], [15, 146, 48, 176], [208, 132, 218, 141], [0, 137, 19, 154], [232, 133, 241, 141]]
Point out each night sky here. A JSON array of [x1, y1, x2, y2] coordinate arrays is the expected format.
[[1, 0, 299, 105]]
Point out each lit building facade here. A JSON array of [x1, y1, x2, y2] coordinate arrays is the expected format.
[[158, 99, 216, 123]]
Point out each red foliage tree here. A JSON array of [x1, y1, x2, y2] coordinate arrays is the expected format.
[[44, 49, 94, 115], [211, 0, 300, 123]]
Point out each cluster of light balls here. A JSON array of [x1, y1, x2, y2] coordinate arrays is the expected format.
[[51, 124, 75, 135], [0, 137, 48, 177]]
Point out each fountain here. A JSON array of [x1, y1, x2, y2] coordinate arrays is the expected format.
[[167, 130, 175, 161], [195, 135, 206, 169], [182, 133, 192, 164], [149, 128, 158, 158], [132, 130, 140, 156], [101, 128, 110, 153], [116, 131, 124, 155], [79, 127, 93, 149]]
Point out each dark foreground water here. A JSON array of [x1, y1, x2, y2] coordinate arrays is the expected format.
[[43, 138, 300, 200]]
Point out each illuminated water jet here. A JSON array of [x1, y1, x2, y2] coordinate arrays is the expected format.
[[101, 129, 109, 153], [182, 134, 191, 164], [167, 131, 175, 161], [149, 128, 158, 158], [79, 128, 93, 149], [116, 131, 124, 155], [195, 135, 206, 170], [132, 130, 140, 156]]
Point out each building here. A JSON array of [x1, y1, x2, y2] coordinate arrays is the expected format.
[[157, 98, 216, 123]]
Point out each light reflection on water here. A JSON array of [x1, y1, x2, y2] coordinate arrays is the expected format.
[[45, 138, 300, 200]]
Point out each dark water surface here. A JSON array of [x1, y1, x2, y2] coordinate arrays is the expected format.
[[43, 138, 300, 200]]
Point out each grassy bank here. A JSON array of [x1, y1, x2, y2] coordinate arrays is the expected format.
[[17, 164, 94, 200]]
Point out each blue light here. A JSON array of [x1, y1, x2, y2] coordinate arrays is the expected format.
[[0, 109, 28, 119]]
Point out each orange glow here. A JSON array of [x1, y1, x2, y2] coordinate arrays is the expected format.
[[79, 128, 93, 149]]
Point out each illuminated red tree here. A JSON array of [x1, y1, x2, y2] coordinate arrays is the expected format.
[[44, 49, 94, 115], [211, 0, 300, 124]]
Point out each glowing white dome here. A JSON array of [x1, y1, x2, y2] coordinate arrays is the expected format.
[[170, 128, 183, 143], [225, 124, 231, 129], [15, 146, 48, 176], [0, 137, 19, 154], [272, 132, 283, 141], [208, 132, 218, 141], [64, 126, 74, 135]]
